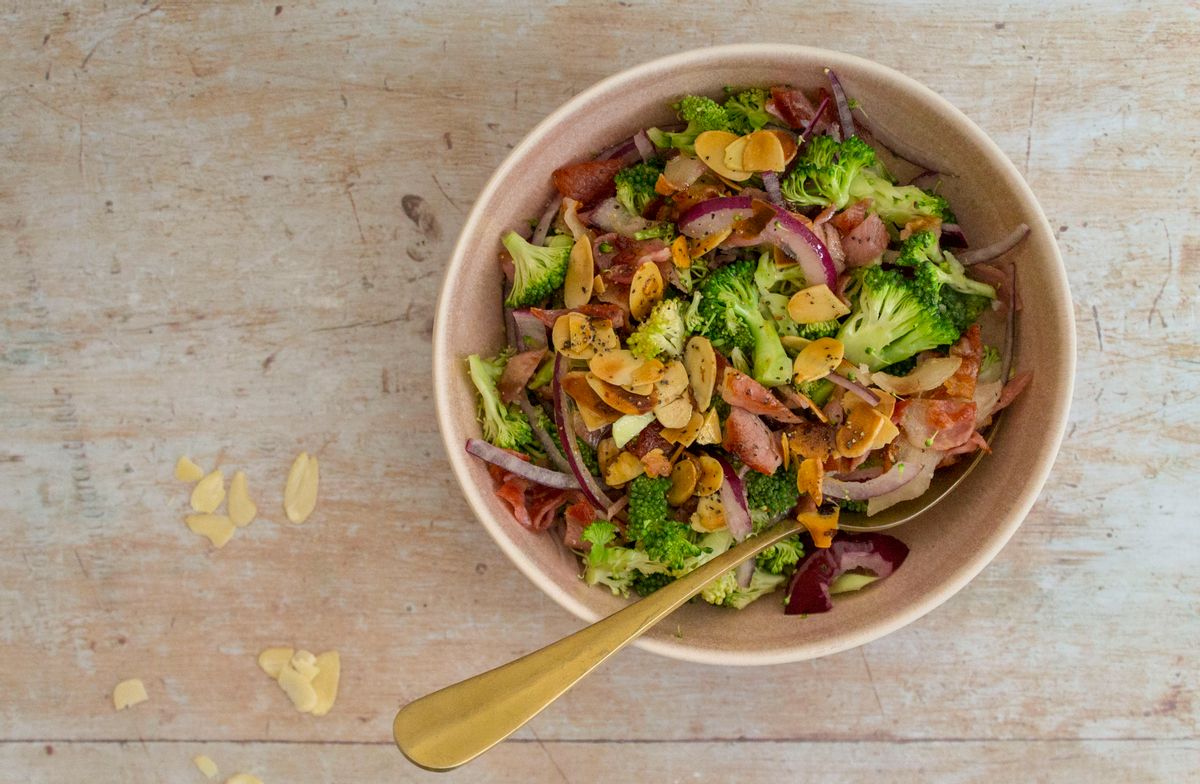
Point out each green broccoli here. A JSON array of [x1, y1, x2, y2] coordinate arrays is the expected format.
[[835, 498, 868, 514], [745, 466, 800, 527], [466, 353, 538, 455], [780, 135, 877, 210], [695, 260, 792, 387], [754, 250, 809, 296], [525, 355, 555, 390], [631, 571, 675, 596], [895, 231, 997, 301], [937, 287, 991, 334], [539, 407, 601, 475], [700, 570, 739, 605], [979, 344, 1002, 383], [580, 521, 667, 596], [627, 475, 701, 570], [756, 537, 805, 575], [501, 231, 572, 309], [633, 223, 676, 241], [836, 265, 959, 371], [614, 160, 664, 217], [724, 569, 788, 609], [879, 355, 917, 377], [795, 378, 835, 406], [647, 95, 733, 153], [723, 87, 773, 135], [846, 169, 953, 228], [627, 299, 688, 360]]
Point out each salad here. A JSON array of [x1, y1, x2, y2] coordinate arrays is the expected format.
[[463, 72, 1031, 615]]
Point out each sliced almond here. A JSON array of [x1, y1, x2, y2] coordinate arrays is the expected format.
[[694, 407, 723, 445], [190, 470, 225, 514], [781, 431, 791, 470], [688, 227, 732, 259], [225, 775, 264, 784], [310, 650, 341, 717], [596, 437, 619, 476], [228, 471, 257, 528], [695, 455, 724, 497], [780, 334, 812, 354], [628, 382, 656, 397], [797, 457, 824, 506], [837, 406, 887, 459], [186, 513, 235, 548], [722, 135, 750, 172], [793, 337, 845, 384], [277, 660, 318, 713], [589, 349, 644, 388], [798, 508, 839, 549], [591, 319, 620, 353], [112, 678, 148, 711], [771, 129, 799, 165], [869, 415, 901, 451], [563, 236, 594, 308], [283, 452, 319, 524], [174, 456, 204, 483], [654, 361, 690, 404], [192, 755, 219, 779], [667, 458, 699, 506], [683, 336, 717, 411], [629, 358, 668, 387], [741, 130, 787, 172], [661, 409, 705, 448], [695, 130, 752, 181], [670, 234, 692, 269], [872, 388, 898, 420], [561, 372, 622, 430], [691, 494, 727, 532], [258, 647, 295, 679], [789, 422, 836, 462], [787, 284, 851, 324], [552, 312, 596, 359], [654, 396, 693, 429], [872, 356, 963, 396], [629, 261, 663, 321], [586, 373, 656, 415], [289, 649, 320, 681], [603, 451, 645, 486]]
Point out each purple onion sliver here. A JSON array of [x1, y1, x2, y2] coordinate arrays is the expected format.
[[761, 171, 785, 208], [465, 438, 579, 490], [824, 68, 855, 139], [941, 223, 969, 248], [530, 197, 561, 247], [716, 456, 753, 542], [958, 223, 1030, 265], [826, 372, 880, 406], [516, 394, 571, 473], [801, 95, 831, 142], [551, 355, 614, 510], [510, 309, 548, 350], [735, 558, 755, 589], [632, 129, 656, 163]]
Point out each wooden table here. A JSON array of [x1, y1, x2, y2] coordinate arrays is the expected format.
[[1, 2, 1196, 781]]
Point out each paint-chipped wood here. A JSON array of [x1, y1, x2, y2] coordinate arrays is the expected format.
[[0, 1, 1195, 781]]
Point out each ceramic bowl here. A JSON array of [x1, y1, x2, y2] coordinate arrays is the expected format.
[[432, 44, 1074, 665]]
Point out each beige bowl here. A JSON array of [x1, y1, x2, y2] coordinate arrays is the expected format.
[[432, 45, 1074, 665]]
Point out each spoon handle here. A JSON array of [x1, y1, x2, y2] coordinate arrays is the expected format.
[[393, 519, 800, 770]]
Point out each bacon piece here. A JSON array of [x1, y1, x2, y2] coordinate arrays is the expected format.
[[551, 158, 624, 204], [529, 303, 626, 330], [900, 399, 977, 450], [723, 407, 782, 475], [941, 325, 982, 401], [563, 500, 598, 550], [769, 86, 819, 129], [721, 368, 802, 424], [626, 421, 672, 459], [830, 200, 871, 234], [640, 448, 672, 478], [842, 213, 888, 268], [820, 223, 846, 272], [994, 372, 1032, 413], [487, 453, 577, 531], [498, 348, 546, 404]]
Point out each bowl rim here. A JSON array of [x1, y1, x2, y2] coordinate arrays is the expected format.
[[432, 43, 1075, 666]]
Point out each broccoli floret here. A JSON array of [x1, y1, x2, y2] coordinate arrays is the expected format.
[[745, 466, 800, 519], [795, 378, 835, 407], [879, 355, 917, 377], [724, 568, 788, 609], [627, 475, 701, 570], [466, 353, 538, 455], [501, 231, 572, 309], [937, 287, 991, 334], [780, 135, 877, 210], [754, 251, 810, 296], [895, 231, 997, 301], [633, 223, 676, 241], [614, 161, 664, 217], [756, 536, 805, 575], [723, 87, 773, 135], [979, 344, 1002, 383], [796, 320, 842, 340], [631, 571, 675, 596], [627, 299, 688, 360], [647, 95, 733, 153], [696, 260, 792, 387], [580, 521, 667, 596], [526, 355, 555, 390], [835, 498, 868, 514], [837, 266, 959, 371], [847, 169, 954, 228], [540, 408, 601, 475], [700, 571, 739, 605]]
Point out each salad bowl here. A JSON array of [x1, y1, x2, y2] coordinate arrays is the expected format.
[[432, 44, 1074, 665]]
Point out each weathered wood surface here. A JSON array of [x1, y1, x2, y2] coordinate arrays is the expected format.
[[0, 1, 1196, 781]]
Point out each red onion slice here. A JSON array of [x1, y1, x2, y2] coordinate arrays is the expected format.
[[510, 309, 548, 350], [735, 558, 755, 589], [465, 438, 579, 490], [678, 196, 755, 237], [785, 532, 909, 614], [940, 223, 969, 248], [822, 446, 940, 502], [530, 197, 561, 246], [824, 68, 855, 140], [826, 372, 879, 406], [596, 138, 640, 165], [552, 355, 614, 510], [761, 171, 785, 208], [632, 129, 656, 163], [583, 197, 653, 237], [716, 457, 753, 541], [515, 394, 570, 473], [958, 223, 1030, 265], [801, 95, 831, 143]]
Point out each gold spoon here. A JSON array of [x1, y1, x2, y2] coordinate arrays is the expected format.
[[394, 431, 995, 770]]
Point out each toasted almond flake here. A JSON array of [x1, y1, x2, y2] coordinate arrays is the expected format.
[[683, 336, 717, 411], [590, 319, 620, 354], [780, 334, 812, 353], [695, 455, 724, 497], [688, 228, 732, 259], [258, 647, 295, 679], [837, 406, 887, 459], [670, 235, 692, 269], [225, 775, 264, 784], [227, 471, 257, 528], [771, 130, 799, 165], [277, 660, 319, 713], [869, 415, 901, 451], [654, 396, 693, 429], [793, 338, 845, 384], [695, 407, 722, 445], [722, 135, 750, 172], [694, 130, 752, 181], [797, 458, 824, 506], [174, 456, 205, 483], [113, 678, 148, 711], [283, 452, 319, 525], [596, 438, 619, 476], [798, 508, 839, 549], [790, 387, 829, 424], [627, 382, 656, 397], [654, 172, 675, 196], [872, 388, 898, 420], [585, 373, 656, 415], [552, 313, 597, 359], [589, 349, 644, 388], [654, 361, 690, 405], [667, 458, 699, 506], [603, 451, 645, 486], [629, 261, 663, 321], [190, 470, 225, 514], [741, 130, 787, 172], [310, 651, 341, 717], [787, 284, 851, 323], [592, 273, 606, 295], [629, 358, 667, 387], [691, 494, 726, 532], [661, 409, 705, 448], [781, 432, 791, 470], [186, 514, 236, 548], [561, 372, 622, 430], [872, 356, 963, 396], [563, 234, 595, 308], [193, 755, 219, 779], [289, 649, 320, 681]]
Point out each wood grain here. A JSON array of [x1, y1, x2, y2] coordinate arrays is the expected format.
[[0, 1, 1196, 781]]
